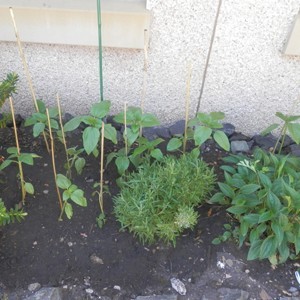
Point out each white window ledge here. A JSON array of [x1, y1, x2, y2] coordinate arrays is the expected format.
[[284, 13, 300, 56], [0, 0, 150, 49]]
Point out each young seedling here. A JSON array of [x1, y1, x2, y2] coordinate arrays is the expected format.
[[0, 198, 27, 226], [56, 174, 87, 220], [46, 108, 63, 211], [0, 97, 38, 204]]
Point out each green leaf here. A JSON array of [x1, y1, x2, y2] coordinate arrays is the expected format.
[[63, 190, 70, 201], [19, 154, 34, 165], [258, 211, 273, 223], [212, 238, 221, 245], [70, 189, 87, 207], [65, 202, 73, 219], [0, 159, 13, 171], [258, 172, 272, 188], [49, 119, 59, 130], [24, 182, 34, 194], [115, 156, 130, 175], [218, 182, 235, 198], [266, 191, 282, 212], [141, 114, 160, 127], [240, 184, 260, 195], [287, 123, 300, 144], [210, 111, 225, 120], [213, 130, 230, 151], [194, 126, 212, 146], [33, 122, 45, 137], [75, 157, 85, 175], [83, 127, 100, 155], [90, 101, 110, 118], [227, 205, 248, 215], [104, 123, 117, 144], [167, 138, 182, 151], [261, 123, 279, 136], [48, 107, 59, 118], [190, 148, 200, 159], [209, 192, 226, 204], [150, 149, 163, 161], [259, 235, 277, 259], [247, 240, 262, 260], [271, 223, 284, 246], [125, 128, 139, 147], [7, 147, 18, 154], [64, 116, 82, 132], [36, 100, 46, 113], [56, 174, 71, 190], [243, 214, 260, 225], [106, 152, 117, 166], [275, 112, 289, 121]]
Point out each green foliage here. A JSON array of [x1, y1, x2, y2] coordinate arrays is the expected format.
[[114, 153, 216, 245], [0, 198, 27, 226], [261, 111, 300, 154], [64, 100, 117, 155], [166, 111, 230, 152], [0, 73, 19, 110], [211, 148, 300, 265], [56, 174, 87, 219], [64, 147, 86, 179]]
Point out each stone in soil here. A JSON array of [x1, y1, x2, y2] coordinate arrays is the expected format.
[[135, 296, 178, 300], [169, 120, 185, 136], [28, 283, 41, 292], [230, 140, 250, 153], [24, 287, 62, 300], [230, 132, 250, 141], [6, 114, 24, 127], [222, 123, 235, 137], [156, 126, 171, 139], [253, 134, 278, 151], [217, 287, 249, 300], [143, 127, 159, 141], [289, 144, 300, 157]]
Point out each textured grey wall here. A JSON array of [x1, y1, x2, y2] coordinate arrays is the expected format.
[[1, 0, 300, 135]]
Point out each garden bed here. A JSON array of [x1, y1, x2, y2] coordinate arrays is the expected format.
[[0, 122, 299, 300]]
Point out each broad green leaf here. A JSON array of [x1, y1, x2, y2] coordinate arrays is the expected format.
[[220, 165, 236, 174], [271, 223, 284, 246], [63, 190, 71, 201], [218, 182, 235, 198], [227, 205, 248, 215], [261, 123, 279, 136], [258, 211, 273, 223], [49, 119, 59, 130], [278, 240, 290, 263], [113, 112, 125, 124], [33, 122, 45, 137], [0, 159, 13, 170], [150, 149, 163, 160], [65, 202, 73, 219], [75, 157, 85, 175], [213, 130, 230, 151], [56, 174, 71, 190], [104, 123, 117, 144], [141, 113, 160, 127], [90, 101, 110, 118], [115, 156, 130, 175], [36, 99, 46, 113], [259, 235, 277, 259], [295, 237, 300, 255], [83, 127, 100, 155], [194, 126, 212, 146], [167, 138, 182, 151], [106, 152, 117, 166], [266, 191, 282, 212], [70, 189, 87, 207], [275, 112, 289, 122], [64, 116, 82, 132], [212, 238, 221, 245], [24, 182, 34, 194], [48, 107, 59, 118], [258, 172, 272, 188], [19, 154, 34, 165], [210, 111, 225, 120], [125, 128, 139, 147], [243, 214, 260, 225], [209, 192, 226, 204], [190, 148, 200, 159], [247, 240, 262, 260], [240, 184, 260, 195], [287, 123, 300, 144], [7, 147, 18, 154]]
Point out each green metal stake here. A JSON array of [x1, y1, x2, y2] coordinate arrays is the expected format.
[[97, 0, 104, 102]]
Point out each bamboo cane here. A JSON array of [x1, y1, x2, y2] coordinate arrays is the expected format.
[[124, 102, 128, 156], [183, 63, 192, 153]]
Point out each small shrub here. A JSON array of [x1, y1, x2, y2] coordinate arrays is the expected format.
[[210, 148, 300, 265], [114, 153, 216, 245]]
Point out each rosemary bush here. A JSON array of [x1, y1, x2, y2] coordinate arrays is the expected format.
[[114, 153, 215, 245]]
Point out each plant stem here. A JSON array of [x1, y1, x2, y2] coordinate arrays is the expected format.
[[278, 125, 288, 155], [58, 201, 67, 221], [56, 94, 71, 178], [9, 7, 50, 154], [99, 121, 105, 213], [273, 124, 286, 154], [9, 97, 26, 204], [46, 109, 63, 210], [124, 102, 128, 156], [183, 63, 192, 154]]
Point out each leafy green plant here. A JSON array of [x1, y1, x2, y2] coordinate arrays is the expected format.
[[0, 198, 27, 226], [64, 100, 117, 155], [64, 147, 86, 179], [167, 112, 230, 153], [108, 106, 160, 175], [114, 153, 215, 245], [0, 73, 19, 128], [0, 147, 39, 201], [56, 174, 87, 220], [261, 112, 300, 154], [210, 148, 300, 265]]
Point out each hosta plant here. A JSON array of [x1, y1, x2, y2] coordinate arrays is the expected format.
[[114, 153, 215, 245], [0, 198, 27, 226], [56, 174, 87, 220], [167, 111, 230, 153], [210, 148, 300, 265]]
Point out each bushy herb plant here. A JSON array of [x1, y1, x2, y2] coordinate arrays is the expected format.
[[0, 198, 27, 226], [211, 148, 300, 265], [114, 153, 216, 245]]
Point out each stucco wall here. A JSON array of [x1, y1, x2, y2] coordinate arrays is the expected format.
[[0, 0, 300, 135]]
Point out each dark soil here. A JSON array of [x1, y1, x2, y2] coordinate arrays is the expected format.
[[0, 126, 298, 299]]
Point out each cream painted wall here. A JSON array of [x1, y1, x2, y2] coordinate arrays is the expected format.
[[0, 0, 300, 135]]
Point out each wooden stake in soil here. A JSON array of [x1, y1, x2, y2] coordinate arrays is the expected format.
[[124, 102, 128, 156], [183, 63, 192, 154], [56, 94, 71, 178], [98, 121, 105, 213], [9, 7, 50, 154], [9, 97, 26, 204], [46, 109, 63, 212]]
